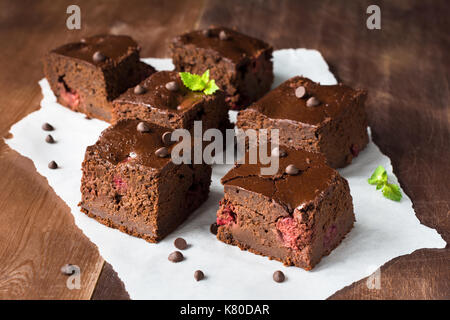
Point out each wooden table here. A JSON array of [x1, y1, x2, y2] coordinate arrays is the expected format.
[[0, 0, 448, 300]]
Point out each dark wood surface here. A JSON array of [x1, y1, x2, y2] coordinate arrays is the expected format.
[[0, 0, 448, 300]]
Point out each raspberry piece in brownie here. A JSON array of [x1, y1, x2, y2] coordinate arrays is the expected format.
[[216, 147, 355, 270], [80, 119, 211, 243], [44, 34, 155, 122]]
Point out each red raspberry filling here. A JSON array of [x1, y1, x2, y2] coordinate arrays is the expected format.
[[350, 144, 360, 157], [323, 224, 337, 249], [113, 175, 127, 193], [276, 217, 303, 250], [57, 82, 80, 108], [217, 204, 236, 226]]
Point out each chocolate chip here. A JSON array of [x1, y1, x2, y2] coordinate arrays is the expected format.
[[134, 84, 147, 95], [165, 81, 179, 91], [271, 147, 287, 158], [202, 29, 212, 37], [194, 270, 204, 281], [155, 147, 169, 158], [162, 131, 172, 145], [210, 223, 218, 235], [305, 158, 311, 164], [273, 270, 285, 283], [45, 134, 55, 144], [168, 251, 183, 263], [61, 264, 74, 275], [295, 86, 306, 98], [48, 161, 58, 169], [137, 121, 150, 133], [219, 30, 228, 40], [80, 38, 86, 43], [285, 164, 299, 175], [306, 96, 320, 107], [92, 51, 106, 63], [42, 123, 54, 131], [174, 237, 187, 250]]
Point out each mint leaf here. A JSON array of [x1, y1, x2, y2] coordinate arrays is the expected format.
[[203, 79, 219, 95], [368, 165, 402, 202], [368, 165, 387, 185], [382, 183, 402, 202], [179, 70, 219, 95], [179, 72, 205, 91]]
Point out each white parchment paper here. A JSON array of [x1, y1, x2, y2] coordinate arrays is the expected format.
[[5, 49, 445, 299]]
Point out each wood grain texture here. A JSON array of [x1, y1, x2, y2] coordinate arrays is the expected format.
[[0, 0, 204, 300], [0, 0, 448, 300]]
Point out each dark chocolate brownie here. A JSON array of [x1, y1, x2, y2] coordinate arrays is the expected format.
[[170, 27, 273, 110], [112, 71, 230, 132], [79, 119, 211, 243], [44, 34, 155, 122], [236, 76, 369, 168], [216, 147, 355, 270]]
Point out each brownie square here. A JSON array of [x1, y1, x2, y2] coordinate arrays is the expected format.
[[44, 34, 155, 122], [79, 119, 211, 243], [216, 148, 355, 270], [112, 71, 230, 132], [237, 76, 369, 168], [170, 27, 273, 110]]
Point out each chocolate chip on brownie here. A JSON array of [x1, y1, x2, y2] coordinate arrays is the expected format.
[[137, 121, 150, 133], [155, 147, 169, 158], [219, 30, 228, 40], [92, 51, 106, 63], [306, 96, 320, 107], [162, 131, 172, 145], [134, 84, 147, 95], [285, 164, 299, 175], [271, 147, 287, 158], [295, 86, 306, 98], [165, 81, 179, 92]]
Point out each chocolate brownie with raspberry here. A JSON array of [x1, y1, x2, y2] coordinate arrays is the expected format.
[[216, 147, 355, 270], [44, 34, 155, 122], [237, 76, 369, 168], [170, 27, 273, 110], [79, 119, 211, 243], [112, 71, 230, 132]]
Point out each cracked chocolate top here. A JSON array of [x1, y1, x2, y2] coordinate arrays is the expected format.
[[114, 71, 212, 112], [51, 34, 139, 67], [246, 76, 367, 126], [172, 27, 272, 64], [221, 148, 338, 210], [89, 119, 175, 169]]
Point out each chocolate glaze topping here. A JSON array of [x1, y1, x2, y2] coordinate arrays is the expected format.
[[52, 34, 139, 66], [221, 148, 338, 210], [173, 27, 271, 64], [248, 76, 367, 126], [114, 71, 206, 112], [91, 119, 175, 169]]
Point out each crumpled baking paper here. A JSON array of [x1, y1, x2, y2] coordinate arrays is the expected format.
[[5, 49, 445, 299]]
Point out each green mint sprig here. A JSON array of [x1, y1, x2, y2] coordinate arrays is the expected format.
[[179, 70, 219, 95], [368, 165, 402, 201]]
